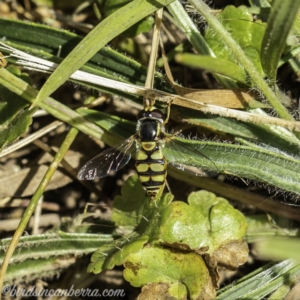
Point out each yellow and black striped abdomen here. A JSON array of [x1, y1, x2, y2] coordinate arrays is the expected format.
[[135, 141, 167, 199]]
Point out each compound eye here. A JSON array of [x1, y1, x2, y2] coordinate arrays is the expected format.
[[150, 109, 165, 120], [137, 109, 146, 119]]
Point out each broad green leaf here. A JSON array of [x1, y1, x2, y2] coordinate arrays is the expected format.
[[260, 0, 300, 80], [175, 54, 247, 83], [89, 176, 174, 274], [112, 176, 151, 227], [95, 179, 247, 295], [123, 245, 215, 300], [204, 5, 266, 80], [37, 0, 175, 103], [159, 191, 247, 253], [112, 175, 173, 239]]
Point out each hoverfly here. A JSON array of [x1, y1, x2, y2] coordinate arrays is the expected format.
[[77, 105, 217, 200]]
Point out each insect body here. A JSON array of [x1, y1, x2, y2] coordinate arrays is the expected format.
[[78, 107, 216, 200], [135, 107, 167, 199]]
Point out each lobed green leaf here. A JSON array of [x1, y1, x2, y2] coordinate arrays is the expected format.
[[124, 245, 215, 299], [159, 191, 247, 253]]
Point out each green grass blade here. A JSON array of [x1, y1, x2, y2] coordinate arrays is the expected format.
[[242, 264, 300, 299], [1, 66, 299, 196], [0, 127, 78, 292], [260, 0, 300, 80], [0, 233, 113, 264], [256, 237, 300, 262], [0, 18, 173, 92], [175, 54, 247, 83], [1, 233, 113, 284], [0, 68, 104, 140], [37, 0, 175, 103], [167, 0, 239, 88], [216, 260, 299, 299], [175, 107, 300, 155]]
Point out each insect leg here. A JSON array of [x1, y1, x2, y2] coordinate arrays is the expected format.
[[164, 99, 173, 125], [165, 178, 172, 194]]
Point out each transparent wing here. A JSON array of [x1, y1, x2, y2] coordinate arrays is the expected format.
[[78, 136, 136, 180], [163, 135, 218, 177]]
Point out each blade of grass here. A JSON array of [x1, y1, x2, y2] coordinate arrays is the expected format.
[[268, 284, 293, 300], [167, 0, 238, 88], [260, 0, 300, 80], [0, 68, 104, 140], [36, 0, 175, 104], [1, 233, 114, 284], [216, 260, 299, 299], [0, 18, 174, 95], [166, 1, 213, 56], [0, 233, 113, 264], [175, 54, 247, 83], [1, 59, 300, 135], [0, 121, 63, 158], [256, 237, 300, 262], [174, 107, 300, 155], [242, 264, 300, 299], [0, 127, 78, 296]]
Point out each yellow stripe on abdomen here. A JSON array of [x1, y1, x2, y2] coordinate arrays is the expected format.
[[135, 142, 167, 200]]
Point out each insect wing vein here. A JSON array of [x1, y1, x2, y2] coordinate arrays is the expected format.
[[77, 136, 135, 180]]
